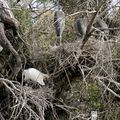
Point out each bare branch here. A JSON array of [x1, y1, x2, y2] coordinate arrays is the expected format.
[[81, 1, 105, 49], [97, 78, 120, 98]]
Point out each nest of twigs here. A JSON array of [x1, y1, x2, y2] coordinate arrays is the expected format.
[[1, 31, 120, 119], [0, 78, 53, 120]]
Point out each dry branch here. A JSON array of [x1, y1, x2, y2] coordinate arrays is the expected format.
[[81, 1, 105, 49], [0, 1, 22, 76], [0, 77, 53, 120], [97, 77, 120, 98], [0, 23, 22, 75]]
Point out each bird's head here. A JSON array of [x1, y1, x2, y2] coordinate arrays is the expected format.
[[44, 74, 49, 79], [54, 1, 62, 11], [55, 1, 59, 6], [0, 1, 4, 10], [22, 69, 29, 81], [42, 73, 49, 79]]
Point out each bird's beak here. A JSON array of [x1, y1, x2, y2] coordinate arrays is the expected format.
[[47, 75, 50, 78], [38, 80, 45, 86]]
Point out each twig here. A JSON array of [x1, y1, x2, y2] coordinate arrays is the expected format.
[[2, 81, 18, 101], [33, 6, 55, 19], [0, 78, 19, 91], [0, 23, 22, 75], [81, 1, 105, 49], [97, 78, 120, 98], [69, 10, 96, 17], [97, 27, 120, 31], [0, 112, 5, 120]]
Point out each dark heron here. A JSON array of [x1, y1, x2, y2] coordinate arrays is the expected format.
[[94, 17, 109, 40], [54, 0, 65, 45], [73, 16, 87, 39]]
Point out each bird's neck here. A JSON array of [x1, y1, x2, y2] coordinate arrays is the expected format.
[[55, 8, 62, 12]]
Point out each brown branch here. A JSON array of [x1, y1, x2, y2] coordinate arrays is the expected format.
[[97, 78, 120, 98], [69, 10, 96, 17], [0, 78, 19, 90], [97, 27, 120, 31], [0, 2, 22, 76], [33, 6, 54, 19], [81, 2, 105, 49], [0, 112, 5, 120], [0, 23, 22, 76], [1, 13, 19, 30]]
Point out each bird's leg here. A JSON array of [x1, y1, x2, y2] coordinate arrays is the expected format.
[[56, 37, 59, 46], [59, 36, 62, 46]]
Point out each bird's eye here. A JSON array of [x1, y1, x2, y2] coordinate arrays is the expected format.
[[23, 75, 25, 80], [0, 4, 3, 8]]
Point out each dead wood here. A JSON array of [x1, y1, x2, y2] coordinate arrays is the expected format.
[[0, 77, 53, 120], [38, 42, 96, 98], [1, 13, 19, 30], [0, 1, 22, 77], [81, 1, 105, 49], [0, 22, 22, 76]]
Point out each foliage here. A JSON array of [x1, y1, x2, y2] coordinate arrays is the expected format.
[[13, 9, 32, 34], [0, 0, 120, 120], [82, 83, 102, 109]]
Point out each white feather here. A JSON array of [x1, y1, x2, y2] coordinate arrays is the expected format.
[[22, 68, 49, 86]]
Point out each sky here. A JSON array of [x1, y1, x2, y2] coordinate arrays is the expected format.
[[109, 0, 120, 16], [111, 0, 119, 5], [17, 0, 120, 9]]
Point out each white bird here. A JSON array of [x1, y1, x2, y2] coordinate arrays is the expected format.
[[95, 17, 109, 40], [22, 68, 49, 86]]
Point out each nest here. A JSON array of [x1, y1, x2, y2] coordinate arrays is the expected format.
[[1, 31, 120, 119]]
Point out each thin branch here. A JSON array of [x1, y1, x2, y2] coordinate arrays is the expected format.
[[68, 10, 96, 17], [97, 78, 120, 98], [0, 23, 22, 75], [0, 78, 19, 91], [81, 1, 105, 49], [97, 27, 120, 31]]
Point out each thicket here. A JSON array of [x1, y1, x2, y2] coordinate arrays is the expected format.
[[0, 0, 120, 120]]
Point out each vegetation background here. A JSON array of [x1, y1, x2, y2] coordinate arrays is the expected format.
[[0, 0, 120, 119]]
